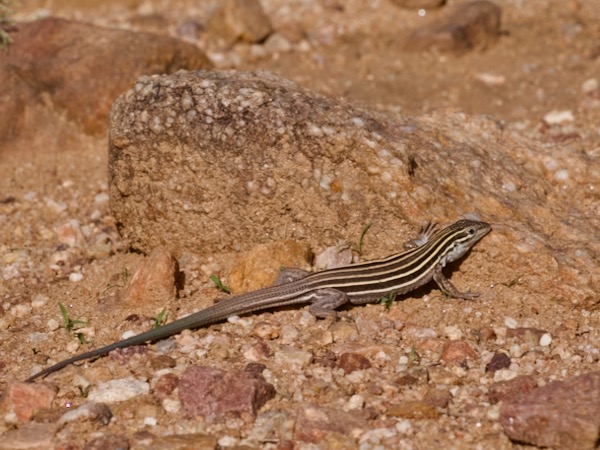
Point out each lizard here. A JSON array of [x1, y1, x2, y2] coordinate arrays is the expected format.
[[26, 219, 491, 381]]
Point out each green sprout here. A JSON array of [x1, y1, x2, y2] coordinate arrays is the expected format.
[[210, 274, 231, 294], [59, 303, 87, 333], [378, 291, 397, 310], [408, 347, 420, 366], [151, 308, 167, 329], [353, 222, 373, 257], [58, 303, 88, 344]]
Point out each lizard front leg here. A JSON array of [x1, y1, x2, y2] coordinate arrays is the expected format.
[[433, 264, 479, 300]]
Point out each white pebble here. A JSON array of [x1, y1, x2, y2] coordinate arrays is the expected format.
[[486, 404, 501, 421], [121, 330, 138, 340], [509, 343, 525, 358], [88, 377, 150, 403], [10, 304, 32, 318], [94, 193, 109, 204], [351, 117, 365, 127], [493, 369, 518, 382], [90, 209, 102, 221], [306, 124, 323, 137], [539, 333, 552, 347], [396, 419, 412, 434], [346, 394, 365, 410], [69, 272, 84, 282], [543, 110, 574, 125], [582, 78, 598, 93], [143, 416, 157, 426], [502, 181, 517, 192], [47, 318, 60, 331], [218, 436, 238, 447], [444, 325, 463, 340], [162, 398, 181, 413], [504, 317, 518, 329], [66, 340, 80, 353], [554, 169, 569, 181], [31, 293, 49, 308]]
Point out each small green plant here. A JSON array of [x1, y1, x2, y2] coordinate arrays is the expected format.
[[101, 266, 131, 295], [59, 303, 87, 333], [408, 347, 420, 366], [77, 385, 91, 398], [0, 0, 16, 52], [151, 308, 167, 329], [353, 222, 373, 257], [378, 291, 397, 310], [59, 303, 88, 344], [210, 274, 231, 294]]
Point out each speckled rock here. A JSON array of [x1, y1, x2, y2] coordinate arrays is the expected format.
[[108, 70, 599, 305]]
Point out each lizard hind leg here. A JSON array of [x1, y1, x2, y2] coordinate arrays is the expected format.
[[403, 221, 439, 250], [274, 268, 312, 286], [308, 288, 350, 319]]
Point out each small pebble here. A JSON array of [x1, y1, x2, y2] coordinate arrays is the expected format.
[[543, 109, 574, 124], [143, 416, 157, 426], [94, 192, 110, 204], [10, 304, 32, 318], [493, 369, 518, 382], [88, 377, 150, 403], [47, 318, 60, 331], [582, 78, 598, 93], [504, 317, 518, 329], [443, 325, 463, 340], [66, 341, 80, 353], [69, 272, 84, 282], [31, 294, 49, 308], [346, 394, 365, 410], [539, 333, 552, 347]]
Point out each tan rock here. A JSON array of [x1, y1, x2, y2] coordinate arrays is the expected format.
[[294, 404, 367, 443], [227, 241, 312, 293], [0, 16, 212, 151], [387, 399, 440, 419], [0, 422, 57, 449], [0, 382, 57, 423], [120, 248, 177, 306], [439, 339, 478, 367], [207, 0, 273, 45], [405, 0, 502, 53]]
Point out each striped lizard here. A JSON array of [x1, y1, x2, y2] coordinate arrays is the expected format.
[[26, 219, 490, 381]]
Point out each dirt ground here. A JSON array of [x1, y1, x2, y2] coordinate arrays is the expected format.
[[1, 0, 600, 448]]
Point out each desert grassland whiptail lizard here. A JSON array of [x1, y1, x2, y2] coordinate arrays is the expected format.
[[26, 219, 491, 382]]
